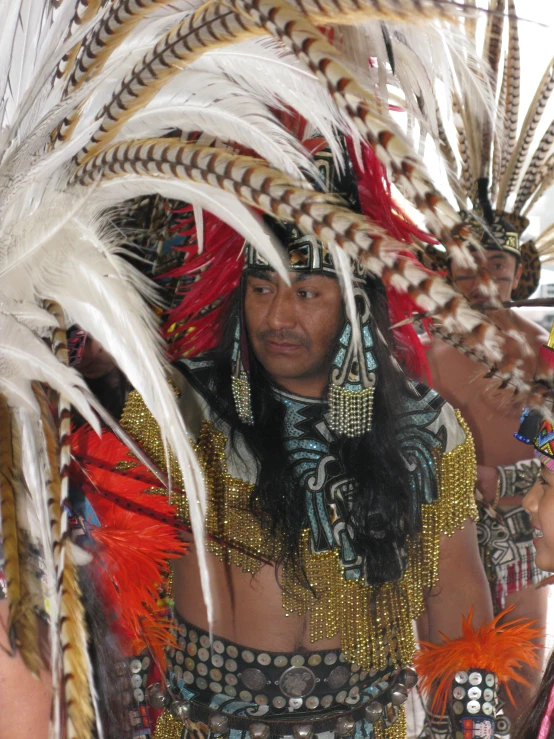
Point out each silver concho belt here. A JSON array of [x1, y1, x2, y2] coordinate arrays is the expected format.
[[165, 612, 398, 713], [147, 613, 418, 737]]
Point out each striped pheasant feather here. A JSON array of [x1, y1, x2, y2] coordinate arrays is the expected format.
[[1, 5, 548, 736], [479, 0, 504, 180], [498, 0, 520, 180], [491, 54, 508, 202], [55, 0, 108, 82], [0, 394, 43, 676], [514, 117, 554, 213], [33, 383, 94, 739], [64, 0, 177, 94], [497, 56, 554, 208]]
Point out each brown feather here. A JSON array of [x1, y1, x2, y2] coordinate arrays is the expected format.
[[72, 137, 501, 358], [220, 0, 466, 249], [55, 0, 108, 82], [287, 0, 464, 24], [453, 96, 475, 200], [480, 0, 504, 179], [499, 0, 520, 180], [521, 152, 554, 217], [0, 395, 42, 675], [64, 0, 176, 94], [491, 53, 508, 201], [75, 0, 262, 162], [514, 116, 554, 213], [33, 383, 94, 739], [497, 57, 554, 207]]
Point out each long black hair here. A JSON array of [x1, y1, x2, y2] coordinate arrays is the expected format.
[[513, 650, 554, 739], [189, 274, 417, 587]]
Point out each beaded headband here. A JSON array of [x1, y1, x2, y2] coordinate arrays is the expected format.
[[480, 216, 521, 259]]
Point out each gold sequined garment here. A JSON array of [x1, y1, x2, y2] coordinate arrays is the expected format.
[[120, 390, 477, 674]]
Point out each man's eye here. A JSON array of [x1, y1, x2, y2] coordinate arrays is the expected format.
[[298, 290, 316, 299], [539, 475, 548, 486], [252, 285, 270, 294]]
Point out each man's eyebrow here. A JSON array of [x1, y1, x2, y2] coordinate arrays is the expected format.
[[246, 268, 277, 282], [488, 253, 509, 261], [290, 271, 336, 283]]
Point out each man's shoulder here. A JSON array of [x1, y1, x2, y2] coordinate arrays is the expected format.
[[398, 382, 466, 455], [509, 310, 549, 348], [171, 356, 219, 435], [421, 331, 464, 381]]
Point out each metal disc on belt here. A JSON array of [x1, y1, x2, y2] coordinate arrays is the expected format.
[[327, 666, 351, 690], [241, 668, 268, 691], [279, 666, 317, 698]]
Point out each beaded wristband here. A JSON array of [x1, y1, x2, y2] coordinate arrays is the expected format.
[[449, 668, 496, 738]]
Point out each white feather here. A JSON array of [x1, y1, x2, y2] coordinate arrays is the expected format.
[[328, 242, 360, 350], [0, 313, 98, 426], [95, 176, 289, 282], [192, 39, 346, 165], [117, 73, 311, 179]]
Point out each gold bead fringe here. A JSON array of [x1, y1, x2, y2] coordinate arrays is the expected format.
[[121, 391, 477, 680], [328, 384, 374, 437]]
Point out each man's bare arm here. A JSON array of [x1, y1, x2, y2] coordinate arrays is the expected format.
[[424, 520, 493, 643], [0, 601, 51, 739]]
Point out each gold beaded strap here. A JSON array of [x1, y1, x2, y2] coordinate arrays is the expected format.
[[120, 392, 477, 673]]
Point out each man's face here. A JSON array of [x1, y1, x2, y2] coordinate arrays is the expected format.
[[450, 249, 522, 304], [244, 270, 345, 397]]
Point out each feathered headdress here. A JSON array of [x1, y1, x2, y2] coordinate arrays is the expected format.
[[428, 0, 554, 301], [0, 2, 531, 737]]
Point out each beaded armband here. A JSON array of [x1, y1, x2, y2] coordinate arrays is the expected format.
[[496, 458, 540, 499], [450, 669, 496, 738], [414, 608, 541, 739]]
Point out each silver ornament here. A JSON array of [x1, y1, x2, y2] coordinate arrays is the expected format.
[[249, 722, 271, 739], [170, 700, 192, 721], [209, 713, 230, 736], [334, 716, 356, 737], [398, 667, 418, 689], [145, 683, 167, 710], [364, 701, 383, 723], [390, 684, 408, 706], [292, 724, 314, 739]]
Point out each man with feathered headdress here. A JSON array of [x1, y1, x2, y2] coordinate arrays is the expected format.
[[67, 137, 543, 739], [0, 3, 544, 739]]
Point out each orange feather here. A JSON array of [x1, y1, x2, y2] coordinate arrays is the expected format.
[[414, 607, 543, 717], [71, 424, 189, 666]]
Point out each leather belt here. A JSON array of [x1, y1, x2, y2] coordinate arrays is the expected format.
[[185, 697, 373, 733]]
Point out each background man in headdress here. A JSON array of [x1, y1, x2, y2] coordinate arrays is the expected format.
[[422, 219, 549, 723], [416, 7, 554, 723]]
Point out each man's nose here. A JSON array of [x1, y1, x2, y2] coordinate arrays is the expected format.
[[267, 289, 296, 330]]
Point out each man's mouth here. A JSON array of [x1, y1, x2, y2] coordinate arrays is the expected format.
[[470, 293, 491, 305], [265, 339, 303, 352]]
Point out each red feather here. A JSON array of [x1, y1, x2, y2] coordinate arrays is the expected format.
[[414, 607, 543, 717], [71, 425, 188, 664], [161, 212, 244, 358]]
